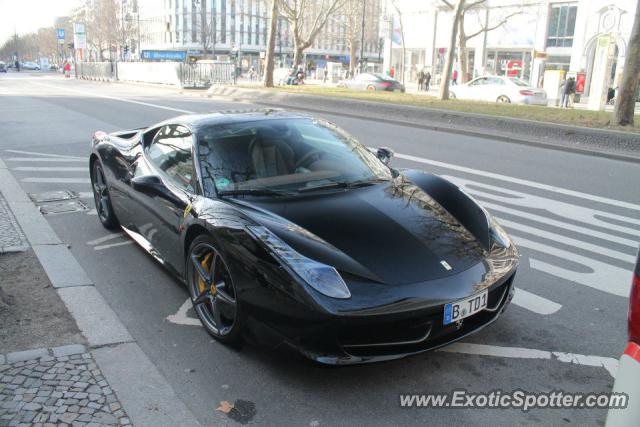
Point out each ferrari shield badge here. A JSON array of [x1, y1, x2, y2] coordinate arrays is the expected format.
[[183, 202, 193, 219]]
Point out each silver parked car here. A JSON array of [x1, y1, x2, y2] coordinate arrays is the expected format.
[[338, 73, 405, 92], [450, 76, 547, 105]]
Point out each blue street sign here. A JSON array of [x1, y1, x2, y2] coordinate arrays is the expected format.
[[141, 50, 186, 61], [57, 29, 65, 40]]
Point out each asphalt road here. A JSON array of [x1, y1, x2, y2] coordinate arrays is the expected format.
[[1, 73, 639, 426]]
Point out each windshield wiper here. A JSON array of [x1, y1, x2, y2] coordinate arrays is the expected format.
[[298, 178, 389, 193], [217, 188, 295, 197]]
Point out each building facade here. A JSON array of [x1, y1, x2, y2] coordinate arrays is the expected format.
[[132, 0, 382, 73], [382, 0, 637, 101]]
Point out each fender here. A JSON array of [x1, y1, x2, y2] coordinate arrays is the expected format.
[[403, 170, 491, 251]]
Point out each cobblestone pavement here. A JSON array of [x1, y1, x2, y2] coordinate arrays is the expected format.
[[0, 191, 28, 253], [0, 345, 130, 426]]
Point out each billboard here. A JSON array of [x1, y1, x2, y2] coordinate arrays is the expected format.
[[141, 50, 187, 61], [73, 23, 86, 49]]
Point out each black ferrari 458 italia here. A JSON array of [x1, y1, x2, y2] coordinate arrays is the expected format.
[[90, 109, 519, 364]]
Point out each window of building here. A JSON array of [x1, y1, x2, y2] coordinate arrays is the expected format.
[[547, 2, 577, 47]]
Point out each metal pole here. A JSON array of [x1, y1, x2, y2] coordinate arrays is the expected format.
[[212, 0, 216, 58], [137, 14, 141, 58], [359, 0, 366, 73]]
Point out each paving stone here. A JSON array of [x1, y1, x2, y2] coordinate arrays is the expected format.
[[76, 413, 92, 422], [87, 402, 102, 410], [10, 376, 26, 385], [21, 402, 41, 411], [5, 349, 49, 364], [0, 355, 4, 365], [57, 412, 78, 424]]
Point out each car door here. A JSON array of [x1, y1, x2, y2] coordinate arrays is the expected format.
[[130, 124, 197, 273], [465, 77, 489, 100], [485, 77, 507, 102]]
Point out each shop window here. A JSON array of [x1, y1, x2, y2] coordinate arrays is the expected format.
[[547, 3, 577, 47]]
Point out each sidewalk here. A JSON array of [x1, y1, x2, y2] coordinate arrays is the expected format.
[[0, 158, 201, 427]]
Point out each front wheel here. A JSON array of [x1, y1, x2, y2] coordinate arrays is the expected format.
[[497, 95, 511, 103], [187, 234, 244, 346], [91, 161, 119, 230], [366, 85, 376, 91]]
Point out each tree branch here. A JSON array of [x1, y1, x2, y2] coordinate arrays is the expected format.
[[464, 10, 522, 41]]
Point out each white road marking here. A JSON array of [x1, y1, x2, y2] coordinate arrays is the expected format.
[[7, 157, 86, 163], [166, 298, 201, 326], [447, 176, 640, 237], [513, 235, 632, 297], [87, 233, 124, 246], [483, 201, 638, 248], [30, 81, 195, 114], [396, 152, 640, 212], [437, 343, 618, 377], [21, 177, 91, 183], [497, 217, 637, 264], [14, 166, 87, 172], [94, 241, 134, 251], [4, 149, 85, 160], [511, 287, 562, 315], [78, 192, 93, 198]]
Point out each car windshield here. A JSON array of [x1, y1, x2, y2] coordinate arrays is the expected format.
[[509, 78, 530, 87], [197, 118, 391, 196]]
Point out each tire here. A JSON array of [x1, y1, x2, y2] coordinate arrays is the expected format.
[[497, 95, 511, 103], [91, 161, 119, 230], [366, 85, 376, 91], [186, 234, 244, 346]]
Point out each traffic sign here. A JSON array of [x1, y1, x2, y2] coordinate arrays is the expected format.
[[57, 28, 65, 45]]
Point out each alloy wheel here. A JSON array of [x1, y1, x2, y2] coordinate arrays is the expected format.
[[188, 242, 237, 336]]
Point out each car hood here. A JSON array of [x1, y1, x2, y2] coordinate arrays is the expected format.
[[231, 179, 487, 286]]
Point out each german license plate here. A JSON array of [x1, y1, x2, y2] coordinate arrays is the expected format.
[[444, 290, 488, 325]]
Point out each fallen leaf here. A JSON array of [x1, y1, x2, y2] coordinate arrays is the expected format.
[[217, 401, 234, 414]]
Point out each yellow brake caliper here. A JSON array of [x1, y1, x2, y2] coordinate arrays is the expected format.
[[198, 253, 214, 296]]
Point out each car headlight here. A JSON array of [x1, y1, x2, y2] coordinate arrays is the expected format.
[[246, 225, 351, 299], [489, 217, 512, 248]]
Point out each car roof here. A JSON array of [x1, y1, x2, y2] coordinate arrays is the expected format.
[[154, 109, 312, 131]]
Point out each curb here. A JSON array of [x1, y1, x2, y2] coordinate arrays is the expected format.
[[0, 157, 201, 426], [202, 85, 640, 163]]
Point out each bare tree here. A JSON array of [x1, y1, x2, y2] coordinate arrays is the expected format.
[[390, 0, 406, 84], [439, 0, 466, 100], [279, 0, 344, 69], [82, 0, 119, 61], [456, 1, 522, 83], [614, 0, 640, 126], [263, 0, 279, 87]]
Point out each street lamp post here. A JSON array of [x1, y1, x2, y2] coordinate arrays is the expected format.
[[359, 0, 366, 73]]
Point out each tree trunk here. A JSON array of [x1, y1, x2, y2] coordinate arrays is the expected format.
[[262, 0, 278, 87], [349, 39, 358, 76], [439, 0, 465, 100], [613, 0, 640, 126], [293, 45, 305, 69], [457, 12, 469, 83]]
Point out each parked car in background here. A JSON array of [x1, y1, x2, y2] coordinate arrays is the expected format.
[[338, 73, 405, 92], [450, 76, 547, 105], [21, 61, 41, 71], [49, 64, 59, 71], [606, 248, 640, 426], [0, 62, 6, 73]]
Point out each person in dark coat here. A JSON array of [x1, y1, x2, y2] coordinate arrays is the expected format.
[[417, 69, 425, 91], [424, 70, 431, 91]]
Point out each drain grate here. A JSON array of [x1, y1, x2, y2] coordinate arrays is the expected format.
[[39, 200, 89, 215], [29, 190, 79, 203]]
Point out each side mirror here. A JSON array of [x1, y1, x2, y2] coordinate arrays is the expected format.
[[131, 175, 187, 208], [377, 147, 394, 166]]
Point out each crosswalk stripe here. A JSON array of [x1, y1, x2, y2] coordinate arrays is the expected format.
[[21, 177, 90, 183], [497, 217, 636, 264], [14, 167, 87, 172], [483, 201, 638, 248], [511, 288, 562, 315], [396, 152, 640, 212], [7, 158, 86, 163], [87, 233, 124, 246], [5, 149, 85, 160], [513, 235, 631, 297]]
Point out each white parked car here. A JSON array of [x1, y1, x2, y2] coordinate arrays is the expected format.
[[450, 76, 547, 105]]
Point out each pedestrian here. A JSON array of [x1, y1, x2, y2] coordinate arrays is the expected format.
[[568, 77, 576, 108], [63, 61, 71, 78], [560, 77, 574, 108], [451, 69, 458, 85], [15, 60, 20, 72], [389, 66, 395, 79], [323, 67, 328, 83], [417, 69, 425, 92], [424, 70, 431, 91]]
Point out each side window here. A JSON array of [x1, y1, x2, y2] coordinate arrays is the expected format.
[[469, 78, 486, 86], [146, 125, 195, 192], [487, 77, 505, 85]]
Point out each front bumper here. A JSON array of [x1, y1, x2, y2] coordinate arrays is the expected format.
[[282, 269, 517, 365]]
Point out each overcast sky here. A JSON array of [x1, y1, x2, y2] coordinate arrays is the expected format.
[[0, 0, 78, 46]]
